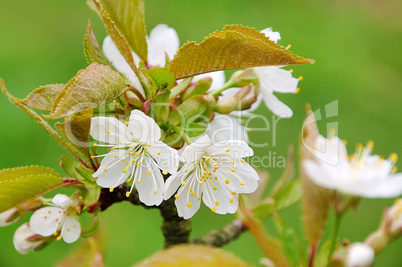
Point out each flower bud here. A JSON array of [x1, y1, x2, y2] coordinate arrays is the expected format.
[[229, 69, 258, 88], [0, 208, 23, 226], [215, 85, 258, 114], [344, 242, 374, 267], [13, 223, 47, 254], [387, 198, 402, 235]]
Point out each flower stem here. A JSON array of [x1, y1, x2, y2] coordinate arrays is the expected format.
[[210, 80, 236, 97], [327, 212, 343, 263]]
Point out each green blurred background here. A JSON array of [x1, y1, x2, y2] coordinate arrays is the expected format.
[[1, 0, 402, 266]]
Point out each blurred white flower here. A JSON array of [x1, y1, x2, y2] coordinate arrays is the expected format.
[[345, 242, 374, 267], [91, 109, 179, 206], [13, 223, 46, 254], [164, 135, 259, 219], [303, 132, 402, 198], [29, 194, 81, 244]]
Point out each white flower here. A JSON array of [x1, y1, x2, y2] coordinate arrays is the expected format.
[[13, 223, 46, 254], [164, 135, 259, 219], [345, 242, 374, 267], [203, 114, 248, 143], [29, 194, 81, 244], [303, 133, 402, 198], [91, 109, 179, 206], [0, 207, 19, 226]]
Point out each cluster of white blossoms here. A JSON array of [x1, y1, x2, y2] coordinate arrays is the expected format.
[[90, 110, 259, 218], [303, 131, 402, 198]]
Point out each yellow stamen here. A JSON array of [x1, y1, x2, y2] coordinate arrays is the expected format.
[[390, 153, 398, 163], [110, 187, 114, 192], [125, 122, 129, 126], [187, 202, 192, 207], [230, 198, 234, 203], [90, 156, 94, 159], [198, 196, 201, 200], [211, 207, 217, 212], [298, 76, 303, 81], [185, 169, 188, 172], [146, 171, 151, 175], [241, 159, 245, 163], [106, 130, 111, 134], [136, 179, 139, 183], [126, 192, 130, 197], [57, 236, 62, 241], [230, 168, 235, 172], [191, 191, 195, 196], [226, 148, 230, 152], [104, 168, 108, 172], [215, 201, 219, 206], [174, 194, 179, 199], [225, 179, 230, 184], [240, 181, 245, 185], [153, 189, 157, 194], [93, 143, 97, 147], [296, 87, 300, 94], [182, 181, 186, 186], [231, 191, 236, 195], [162, 171, 168, 175], [157, 151, 161, 155]]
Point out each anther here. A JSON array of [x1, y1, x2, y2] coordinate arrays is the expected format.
[[211, 207, 217, 212], [230, 168, 236, 172], [231, 191, 236, 195], [106, 131, 111, 134], [126, 192, 130, 197], [225, 179, 230, 184], [191, 191, 195, 196], [104, 168, 108, 172], [226, 149, 230, 152], [146, 171, 151, 175], [57, 236, 62, 241], [187, 202, 192, 207], [296, 87, 300, 94], [91, 156, 94, 159], [182, 181, 186, 186], [215, 201, 219, 206], [198, 196, 201, 200], [162, 171, 168, 175], [157, 152, 161, 155], [240, 181, 245, 185], [93, 143, 97, 147], [153, 189, 157, 194], [230, 198, 234, 203], [175, 194, 179, 199], [298, 76, 303, 81], [125, 122, 129, 126], [390, 153, 398, 163], [109, 187, 114, 192]]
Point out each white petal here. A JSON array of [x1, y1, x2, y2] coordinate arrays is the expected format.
[[260, 89, 293, 118], [194, 71, 226, 91], [260, 27, 281, 43], [163, 164, 194, 200], [148, 24, 179, 67], [204, 114, 249, 143], [52, 194, 73, 207], [181, 135, 211, 163], [208, 140, 254, 159], [256, 67, 299, 94], [135, 157, 164, 206], [302, 160, 341, 190], [147, 140, 179, 175], [60, 217, 81, 244], [128, 109, 161, 144], [346, 174, 402, 198], [95, 150, 132, 188], [90, 116, 129, 144], [175, 176, 201, 219], [102, 36, 144, 94], [210, 178, 240, 214], [30, 207, 63, 236], [216, 162, 259, 194]]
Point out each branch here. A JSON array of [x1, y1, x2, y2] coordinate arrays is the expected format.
[[193, 219, 246, 247]]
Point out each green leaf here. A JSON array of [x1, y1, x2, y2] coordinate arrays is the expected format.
[[83, 187, 101, 207], [20, 84, 64, 111], [163, 131, 184, 149], [43, 63, 126, 119], [140, 63, 176, 93], [253, 179, 301, 221], [134, 244, 251, 267], [169, 24, 315, 79], [81, 215, 100, 238], [183, 122, 206, 138], [100, 0, 147, 62], [273, 214, 307, 267], [0, 166, 63, 213], [84, 20, 109, 65], [92, 0, 140, 76]]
